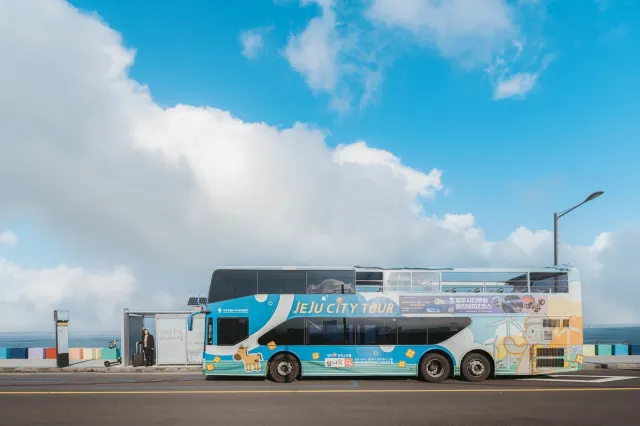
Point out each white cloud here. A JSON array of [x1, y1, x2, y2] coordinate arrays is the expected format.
[[0, 258, 135, 332], [0, 230, 18, 246], [281, 0, 551, 109], [281, 0, 386, 112], [485, 45, 553, 100], [240, 27, 271, 59], [283, 0, 339, 91], [282, 0, 360, 111], [493, 71, 538, 99], [0, 0, 637, 332], [333, 141, 443, 198], [367, 0, 516, 65]]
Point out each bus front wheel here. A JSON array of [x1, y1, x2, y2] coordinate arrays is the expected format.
[[268, 353, 300, 383], [419, 353, 450, 383], [461, 352, 491, 382]]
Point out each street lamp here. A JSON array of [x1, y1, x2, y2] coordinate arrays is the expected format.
[[554, 191, 604, 265]]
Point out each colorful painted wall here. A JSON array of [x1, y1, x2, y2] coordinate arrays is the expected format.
[[0, 346, 120, 360]]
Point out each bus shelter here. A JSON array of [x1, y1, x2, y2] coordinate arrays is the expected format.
[[121, 308, 205, 366]]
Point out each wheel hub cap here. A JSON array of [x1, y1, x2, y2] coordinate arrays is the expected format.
[[468, 360, 485, 376], [277, 361, 293, 376], [427, 360, 443, 377]]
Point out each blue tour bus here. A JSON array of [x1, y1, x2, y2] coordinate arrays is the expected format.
[[188, 265, 584, 383]]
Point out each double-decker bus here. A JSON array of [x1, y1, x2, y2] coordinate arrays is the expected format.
[[188, 265, 584, 383]]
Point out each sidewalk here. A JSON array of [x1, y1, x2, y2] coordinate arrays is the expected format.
[[583, 355, 640, 370], [0, 359, 201, 373]]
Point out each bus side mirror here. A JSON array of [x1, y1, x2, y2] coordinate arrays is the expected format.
[[187, 308, 210, 331]]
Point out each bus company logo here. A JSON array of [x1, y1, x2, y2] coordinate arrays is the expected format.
[[218, 308, 249, 314]]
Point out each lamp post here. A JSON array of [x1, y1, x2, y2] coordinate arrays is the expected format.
[[553, 191, 604, 265]]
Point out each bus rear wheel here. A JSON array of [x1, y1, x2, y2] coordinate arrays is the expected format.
[[268, 353, 300, 383], [461, 353, 491, 382], [419, 353, 450, 383]]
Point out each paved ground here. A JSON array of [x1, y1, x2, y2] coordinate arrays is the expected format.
[[0, 370, 638, 425]]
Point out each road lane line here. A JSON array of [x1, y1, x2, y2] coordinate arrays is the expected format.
[[0, 381, 360, 391], [1, 387, 640, 395], [520, 375, 638, 383]]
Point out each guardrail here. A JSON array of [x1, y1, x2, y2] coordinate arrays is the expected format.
[[583, 343, 640, 356], [0, 346, 122, 361], [2, 343, 639, 361]]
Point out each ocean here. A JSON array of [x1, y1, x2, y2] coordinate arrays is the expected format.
[[0, 332, 121, 349], [1, 326, 639, 348], [582, 325, 640, 344]]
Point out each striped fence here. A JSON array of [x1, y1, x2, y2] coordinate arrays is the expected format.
[[0, 346, 120, 360], [2, 344, 640, 361]]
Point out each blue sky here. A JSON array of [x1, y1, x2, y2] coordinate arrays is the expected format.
[[2, 0, 640, 329], [59, 0, 637, 247]]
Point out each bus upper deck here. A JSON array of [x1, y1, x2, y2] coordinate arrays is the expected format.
[[206, 265, 579, 304]]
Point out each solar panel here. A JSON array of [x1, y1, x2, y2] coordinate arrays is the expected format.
[[187, 297, 207, 306]]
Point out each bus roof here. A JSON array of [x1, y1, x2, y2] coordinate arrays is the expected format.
[[209, 265, 576, 273]]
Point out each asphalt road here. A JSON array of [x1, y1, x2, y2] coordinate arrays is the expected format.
[[1, 369, 638, 425]]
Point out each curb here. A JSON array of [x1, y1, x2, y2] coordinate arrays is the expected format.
[[0, 367, 202, 374], [583, 363, 640, 370]]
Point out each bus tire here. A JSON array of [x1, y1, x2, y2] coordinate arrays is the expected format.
[[461, 352, 491, 382], [268, 353, 300, 383], [419, 353, 450, 383]]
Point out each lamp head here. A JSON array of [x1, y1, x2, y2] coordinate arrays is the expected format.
[[585, 191, 604, 202]]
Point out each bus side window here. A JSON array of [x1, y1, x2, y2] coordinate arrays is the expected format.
[[306, 318, 354, 345], [207, 317, 213, 345], [427, 318, 471, 344], [397, 318, 428, 345], [258, 270, 306, 294], [209, 270, 257, 303], [306, 270, 355, 294], [530, 272, 568, 293], [257, 318, 305, 346], [217, 317, 249, 346], [355, 318, 397, 345]]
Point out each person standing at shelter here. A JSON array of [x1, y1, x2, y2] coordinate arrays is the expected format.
[[140, 328, 155, 367]]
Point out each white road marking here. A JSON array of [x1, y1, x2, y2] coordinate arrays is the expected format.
[[519, 375, 638, 383]]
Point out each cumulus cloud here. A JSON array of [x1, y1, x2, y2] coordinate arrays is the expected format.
[[0, 257, 135, 332], [0, 230, 18, 246], [0, 0, 636, 332], [333, 141, 443, 198]]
